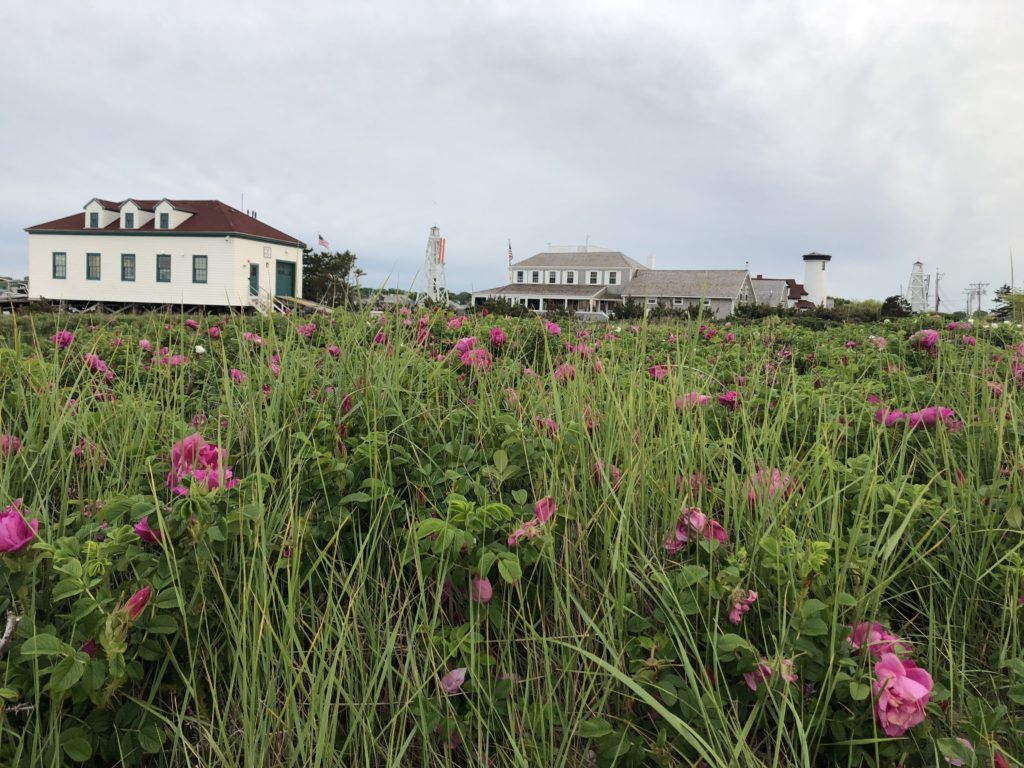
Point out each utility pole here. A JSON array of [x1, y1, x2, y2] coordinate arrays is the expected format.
[[963, 288, 973, 315], [966, 282, 990, 316], [934, 270, 943, 312]]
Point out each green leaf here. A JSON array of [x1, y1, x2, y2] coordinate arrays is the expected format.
[[836, 592, 858, 607], [497, 556, 522, 583], [675, 565, 708, 589], [51, 580, 84, 602], [20, 633, 66, 657], [144, 615, 179, 635], [715, 634, 751, 655], [849, 681, 871, 701], [206, 524, 226, 542], [61, 726, 93, 762], [578, 717, 614, 738], [492, 450, 509, 473], [511, 489, 528, 505], [478, 551, 498, 578], [137, 720, 166, 753], [154, 590, 182, 610], [415, 519, 447, 540], [54, 558, 83, 579], [340, 492, 372, 505], [48, 655, 85, 696], [800, 599, 828, 617]]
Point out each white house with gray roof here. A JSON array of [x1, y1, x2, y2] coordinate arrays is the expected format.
[[471, 247, 648, 314], [471, 247, 755, 318]]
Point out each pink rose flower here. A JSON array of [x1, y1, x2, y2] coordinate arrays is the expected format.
[[439, 667, 466, 694], [489, 326, 507, 347], [745, 467, 797, 506], [872, 653, 932, 737], [470, 576, 493, 603], [123, 586, 152, 621], [0, 434, 21, 458], [133, 515, 163, 544], [717, 391, 740, 410], [848, 622, 912, 657], [0, 499, 38, 552], [534, 496, 557, 523], [729, 590, 757, 625], [743, 658, 772, 691]]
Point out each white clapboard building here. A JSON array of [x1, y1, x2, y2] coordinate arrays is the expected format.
[[26, 198, 305, 311]]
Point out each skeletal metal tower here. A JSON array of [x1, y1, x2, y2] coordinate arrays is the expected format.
[[421, 226, 449, 306], [906, 261, 930, 314]]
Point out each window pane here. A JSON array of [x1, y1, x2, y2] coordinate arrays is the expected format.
[[159, 212, 169, 229], [86, 253, 101, 280], [121, 254, 136, 281], [192, 255, 208, 284], [52, 252, 66, 279], [157, 254, 171, 282], [89, 212, 98, 228], [125, 212, 134, 229]]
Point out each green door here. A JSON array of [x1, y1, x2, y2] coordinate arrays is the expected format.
[[249, 264, 259, 296], [275, 261, 296, 297]]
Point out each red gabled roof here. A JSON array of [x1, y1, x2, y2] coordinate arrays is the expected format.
[[27, 199, 305, 247], [794, 299, 816, 309]]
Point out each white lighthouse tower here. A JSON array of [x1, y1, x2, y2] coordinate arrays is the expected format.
[[802, 252, 831, 307]]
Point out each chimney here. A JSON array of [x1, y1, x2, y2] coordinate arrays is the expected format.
[[646, 254, 656, 270], [756, 274, 763, 279]]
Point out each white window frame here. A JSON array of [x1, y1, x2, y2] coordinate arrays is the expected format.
[[516, 271, 524, 283], [589, 271, 599, 285], [646, 297, 657, 305], [672, 297, 685, 306], [565, 271, 574, 284], [608, 271, 618, 285], [548, 271, 557, 284], [703, 299, 712, 307], [531, 271, 540, 283]]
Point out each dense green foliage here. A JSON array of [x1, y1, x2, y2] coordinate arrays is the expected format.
[[0, 311, 1022, 766]]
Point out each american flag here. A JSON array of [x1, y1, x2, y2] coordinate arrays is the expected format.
[[318, 233, 330, 250], [508, 239, 513, 267]]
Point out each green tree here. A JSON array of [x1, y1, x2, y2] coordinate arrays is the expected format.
[[302, 249, 358, 307], [991, 284, 1024, 321], [880, 295, 912, 318]]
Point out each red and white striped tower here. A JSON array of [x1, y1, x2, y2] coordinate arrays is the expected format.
[[422, 225, 449, 305]]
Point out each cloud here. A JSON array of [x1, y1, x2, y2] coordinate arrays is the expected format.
[[1, 0, 1021, 304]]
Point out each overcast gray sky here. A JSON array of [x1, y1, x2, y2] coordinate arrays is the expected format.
[[2, 0, 1022, 306]]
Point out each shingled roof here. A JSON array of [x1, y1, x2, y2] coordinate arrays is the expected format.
[[752, 276, 808, 302], [512, 250, 646, 270], [628, 270, 750, 299], [26, 200, 305, 248]]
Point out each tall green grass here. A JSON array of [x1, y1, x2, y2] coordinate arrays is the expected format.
[[0, 311, 1021, 766]]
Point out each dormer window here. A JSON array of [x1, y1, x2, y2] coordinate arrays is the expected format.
[[124, 212, 134, 229], [159, 212, 169, 229], [89, 212, 99, 228]]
